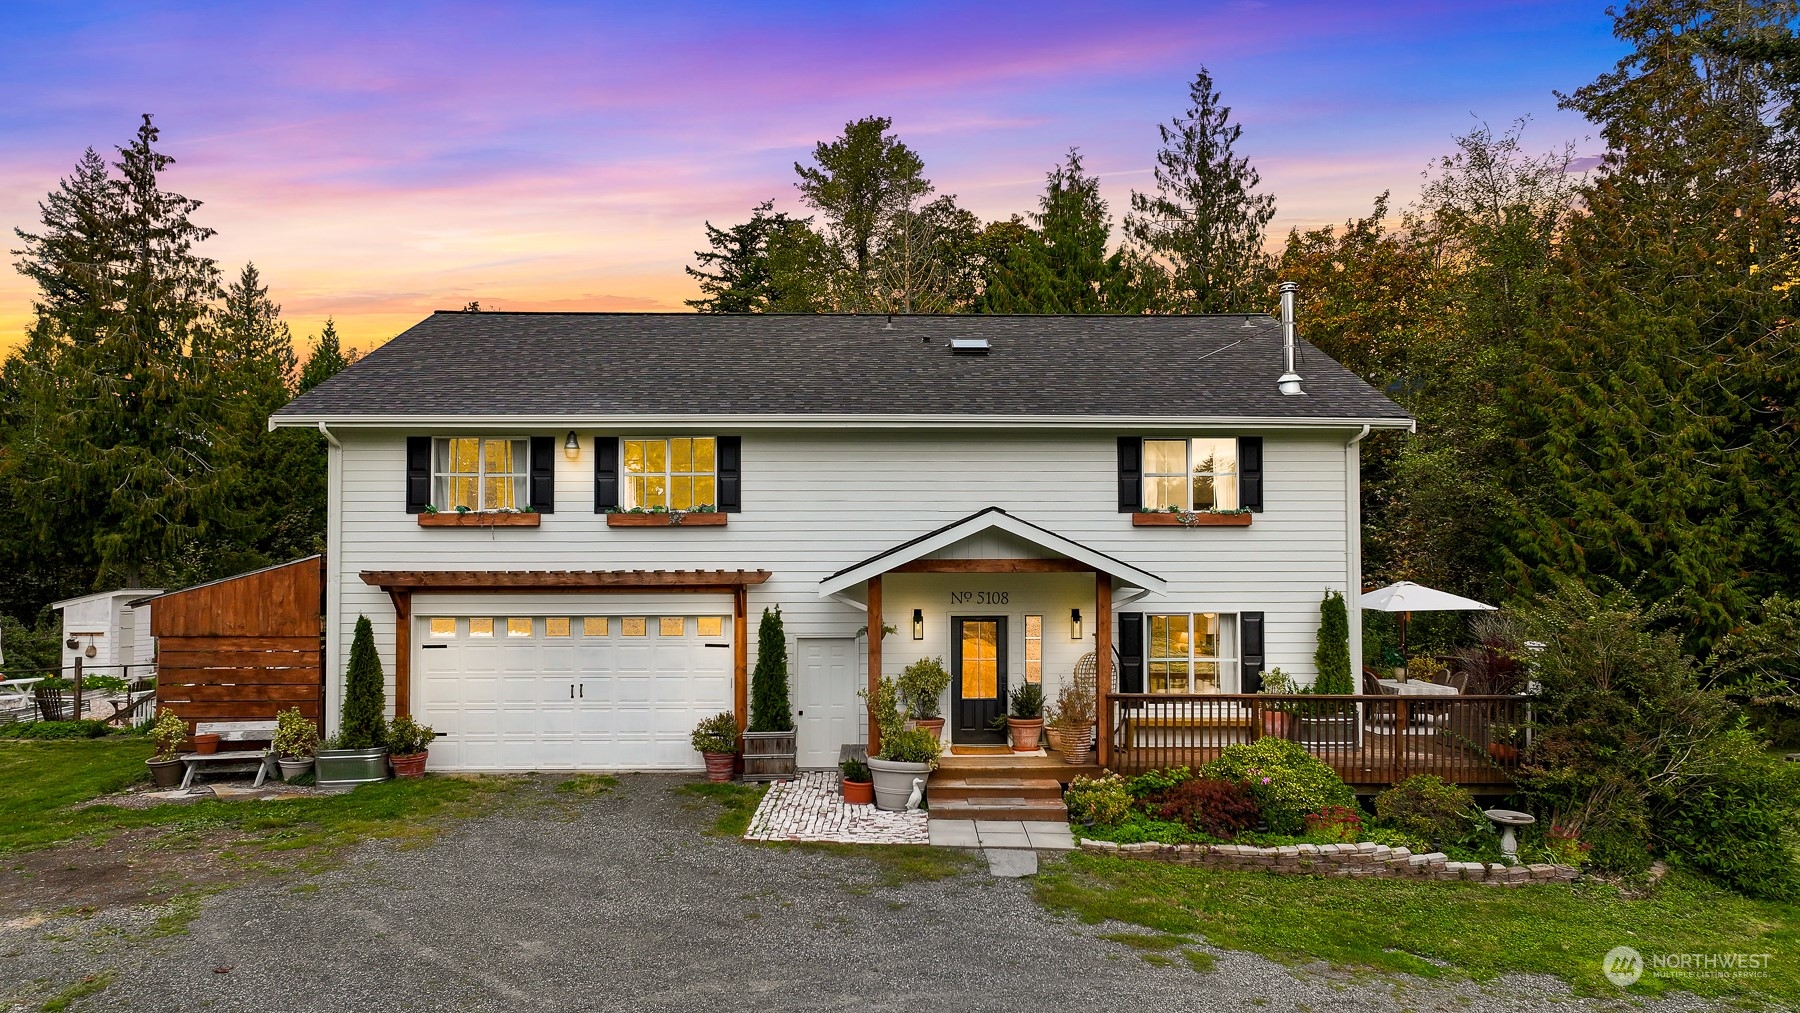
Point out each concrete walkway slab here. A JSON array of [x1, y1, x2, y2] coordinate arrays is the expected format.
[[985, 848, 1040, 878]]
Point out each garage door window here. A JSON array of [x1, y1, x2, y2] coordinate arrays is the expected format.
[[546, 618, 570, 637], [623, 618, 647, 637], [698, 616, 724, 638], [430, 618, 456, 637], [508, 618, 533, 637], [660, 617, 686, 636], [583, 617, 609, 637], [470, 618, 494, 637]]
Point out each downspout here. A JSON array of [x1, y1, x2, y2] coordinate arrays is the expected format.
[[1345, 425, 1370, 714], [319, 423, 343, 736]]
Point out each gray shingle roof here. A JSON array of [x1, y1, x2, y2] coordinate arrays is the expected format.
[[274, 312, 1410, 423]]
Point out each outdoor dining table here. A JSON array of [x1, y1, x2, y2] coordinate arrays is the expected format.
[[1378, 678, 1459, 696]]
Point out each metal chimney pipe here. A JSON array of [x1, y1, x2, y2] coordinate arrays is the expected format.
[[1277, 281, 1305, 396]]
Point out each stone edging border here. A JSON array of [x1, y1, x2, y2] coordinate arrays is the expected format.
[[1078, 838, 1580, 886]]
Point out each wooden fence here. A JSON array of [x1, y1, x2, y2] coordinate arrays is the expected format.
[[1109, 693, 1530, 789], [149, 556, 324, 733]]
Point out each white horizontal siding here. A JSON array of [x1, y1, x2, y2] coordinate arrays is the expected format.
[[325, 427, 1355, 730]]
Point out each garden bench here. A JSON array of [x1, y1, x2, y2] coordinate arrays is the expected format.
[[178, 720, 280, 790]]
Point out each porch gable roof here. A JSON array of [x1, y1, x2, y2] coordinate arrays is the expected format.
[[817, 507, 1166, 597]]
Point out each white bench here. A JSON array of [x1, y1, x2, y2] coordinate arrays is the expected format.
[[178, 720, 279, 790]]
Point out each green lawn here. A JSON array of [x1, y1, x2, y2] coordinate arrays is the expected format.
[[0, 738, 512, 863], [1037, 852, 1799, 1002]]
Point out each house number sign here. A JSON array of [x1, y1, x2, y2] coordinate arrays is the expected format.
[[950, 591, 1010, 605]]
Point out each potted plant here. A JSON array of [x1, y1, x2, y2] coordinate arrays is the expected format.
[[1049, 677, 1096, 763], [840, 757, 874, 805], [692, 711, 740, 782], [1487, 722, 1524, 763], [316, 616, 392, 788], [190, 728, 221, 754], [1006, 682, 1046, 752], [897, 656, 951, 741], [1257, 667, 1297, 739], [386, 715, 436, 777], [146, 708, 186, 788], [272, 707, 320, 780], [863, 676, 940, 810], [741, 606, 797, 781]]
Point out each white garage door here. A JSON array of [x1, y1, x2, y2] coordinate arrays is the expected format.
[[414, 611, 733, 770]]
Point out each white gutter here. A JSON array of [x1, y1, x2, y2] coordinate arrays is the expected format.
[[270, 413, 1416, 432], [1345, 424, 1371, 685]]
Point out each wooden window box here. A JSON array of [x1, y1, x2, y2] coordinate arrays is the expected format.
[[1132, 511, 1252, 528], [606, 512, 728, 528], [417, 512, 541, 528]]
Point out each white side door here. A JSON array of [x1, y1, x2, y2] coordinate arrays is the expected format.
[[795, 637, 859, 769]]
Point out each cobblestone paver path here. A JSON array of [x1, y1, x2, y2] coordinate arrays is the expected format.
[[744, 771, 929, 845]]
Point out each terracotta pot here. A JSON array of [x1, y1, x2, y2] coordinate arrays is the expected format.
[[842, 778, 874, 805], [1007, 717, 1045, 752], [1260, 710, 1292, 739], [390, 751, 428, 778], [913, 717, 945, 741], [1488, 742, 1520, 763], [191, 733, 220, 755], [702, 751, 737, 783], [1045, 724, 1066, 755], [146, 757, 183, 788]]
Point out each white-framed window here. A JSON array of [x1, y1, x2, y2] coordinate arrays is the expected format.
[[1147, 612, 1238, 694], [1142, 438, 1239, 511], [434, 437, 528, 512], [1024, 615, 1043, 684], [623, 437, 717, 510]]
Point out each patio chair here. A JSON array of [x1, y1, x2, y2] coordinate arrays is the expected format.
[[34, 683, 69, 722]]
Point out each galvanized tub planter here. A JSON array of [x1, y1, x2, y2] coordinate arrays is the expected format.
[[314, 747, 390, 788], [866, 757, 931, 811], [740, 730, 797, 782]]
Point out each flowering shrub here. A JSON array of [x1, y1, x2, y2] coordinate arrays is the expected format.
[[1065, 773, 1134, 827], [1151, 778, 1261, 839], [1304, 805, 1364, 843], [1201, 738, 1355, 833]]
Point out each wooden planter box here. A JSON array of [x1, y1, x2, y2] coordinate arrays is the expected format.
[[1133, 511, 1252, 527], [418, 512, 541, 528], [606, 512, 728, 527], [740, 730, 796, 782]]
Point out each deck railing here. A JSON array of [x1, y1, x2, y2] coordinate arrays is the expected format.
[[1107, 693, 1530, 788]]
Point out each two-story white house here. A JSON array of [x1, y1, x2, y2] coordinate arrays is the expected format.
[[271, 300, 1412, 773]]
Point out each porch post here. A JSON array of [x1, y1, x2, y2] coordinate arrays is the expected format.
[[733, 586, 748, 734], [1095, 573, 1112, 768], [387, 589, 412, 718], [867, 576, 883, 756]]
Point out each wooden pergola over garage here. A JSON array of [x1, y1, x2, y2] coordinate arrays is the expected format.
[[359, 569, 772, 728]]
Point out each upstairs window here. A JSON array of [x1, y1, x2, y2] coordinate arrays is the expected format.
[[434, 438, 528, 512], [623, 437, 717, 510], [1142, 438, 1238, 512]]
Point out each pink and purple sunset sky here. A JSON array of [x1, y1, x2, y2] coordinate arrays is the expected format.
[[1, 1, 1623, 356]]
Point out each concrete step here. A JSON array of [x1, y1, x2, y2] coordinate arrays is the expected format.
[[928, 797, 1069, 822], [928, 777, 1065, 802]]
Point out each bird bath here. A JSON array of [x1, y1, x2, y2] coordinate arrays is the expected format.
[[1483, 809, 1536, 862]]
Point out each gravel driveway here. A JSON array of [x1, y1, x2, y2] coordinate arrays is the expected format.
[[2, 775, 1733, 1012]]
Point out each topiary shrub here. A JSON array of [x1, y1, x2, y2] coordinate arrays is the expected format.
[[1374, 775, 1483, 845], [339, 615, 387, 750], [748, 606, 793, 733], [1655, 727, 1800, 899], [1201, 738, 1355, 834], [1312, 589, 1354, 695], [1065, 772, 1134, 828], [1151, 777, 1261, 839], [879, 726, 942, 765]]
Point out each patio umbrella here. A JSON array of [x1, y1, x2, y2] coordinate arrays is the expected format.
[[1359, 581, 1496, 662]]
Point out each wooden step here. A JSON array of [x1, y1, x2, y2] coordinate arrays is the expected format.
[[928, 777, 1064, 802], [934, 756, 1102, 783], [928, 797, 1069, 822]]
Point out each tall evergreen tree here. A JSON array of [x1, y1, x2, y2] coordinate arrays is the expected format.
[[1499, 0, 1800, 648], [1126, 67, 1276, 312], [298, 318, 352, 394], [687, 200, 798, 312], [794, 116, 933, 305], [981, 150, 1154, 313], [748, 606, 793, 733]]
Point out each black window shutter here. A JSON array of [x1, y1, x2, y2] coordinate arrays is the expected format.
[[529, 436, 555, 514], [1240, 612, 1266, 693], [405, 437, 432, 514], [1239, 436, 1264, 513], [594, 437, 619, 512], [717, 436, 742, 513], [1117, 437, 1142, 513], [1118, 612, 1144, 694]]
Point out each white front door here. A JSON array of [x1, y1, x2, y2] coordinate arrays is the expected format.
[[795, 637, 858, 769], [415, 612, 732, 770]]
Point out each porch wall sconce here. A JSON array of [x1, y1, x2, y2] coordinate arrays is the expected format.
[[1070, 608, 1084, 640], [563, 431, 580, 461], [911, 608, 925, 640]]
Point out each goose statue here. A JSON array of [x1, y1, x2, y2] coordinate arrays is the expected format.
[[905, 777, 925, 811]]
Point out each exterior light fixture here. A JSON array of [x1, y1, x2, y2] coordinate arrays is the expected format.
[[912, 609, 925, 640], [1071, 608, 1083, 640], [563, 431, 580, 460]]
